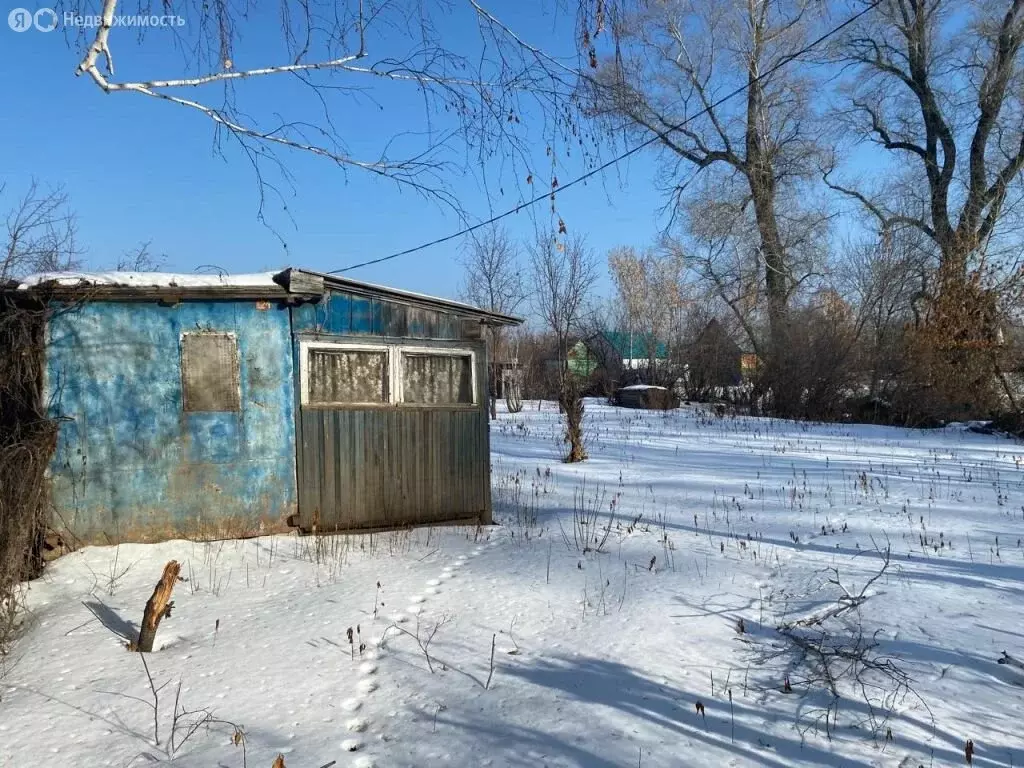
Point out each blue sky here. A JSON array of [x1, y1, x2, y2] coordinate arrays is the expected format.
[[0, 1, 674, 301]]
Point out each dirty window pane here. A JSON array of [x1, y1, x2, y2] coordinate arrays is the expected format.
[[402, 352, 473, 405], [307, 349, 388, 404], [181, 333, 241, 412]]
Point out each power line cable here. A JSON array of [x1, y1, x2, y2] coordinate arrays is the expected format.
[[331, 0, 880, 274]]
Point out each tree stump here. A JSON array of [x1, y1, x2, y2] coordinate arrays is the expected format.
[[136, 560, 180, 652]]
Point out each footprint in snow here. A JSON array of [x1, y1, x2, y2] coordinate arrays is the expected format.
[[439, 572, 454, 581], [442, 565, 454, 572], [353, 756, 377, 768], [359, 662, 377, 675], [342, 738, 363, 752], [409, 595, 426, 604], [341, 698, 363, 712], [346, 718, 369, 732], [408, 605, 423, 616], [425, 578, 441, 587], [357, 679, 378, 694], [424, 586, 440, 595], [390, 613, 409, 624]]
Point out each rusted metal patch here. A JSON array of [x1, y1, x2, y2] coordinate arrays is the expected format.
[[181, 331, 241, 412]]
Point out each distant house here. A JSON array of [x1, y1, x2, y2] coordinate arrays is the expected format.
[[600, 331, 668, 370], [740, 353, 760, 380], [567, 340, 599, 377], [2, 268, 521, 543]]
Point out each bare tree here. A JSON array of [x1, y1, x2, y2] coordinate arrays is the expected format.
[[608, 245, 687, 385], [113, 242, 167, 272], [832, 0, 1024, 287], [460, 227, 527, 418], [586, 0, 829, 412], [2, 182, 80, 282], [828, 1, 1024, 417], [529, 233, 598, 462], [837, 228, 931, 405]]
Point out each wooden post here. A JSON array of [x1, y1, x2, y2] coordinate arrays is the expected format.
[[136, 560, 180, 652]]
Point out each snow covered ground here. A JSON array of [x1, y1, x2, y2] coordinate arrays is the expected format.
[[2, 401, 1023, 767]]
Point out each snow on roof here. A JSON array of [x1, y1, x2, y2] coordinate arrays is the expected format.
[[17, 271, 281, 290], [620, 384, 668, 391], [13, 268, 524, 324]]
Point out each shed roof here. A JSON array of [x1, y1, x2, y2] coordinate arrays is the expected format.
[[11, 267, 522, 326]]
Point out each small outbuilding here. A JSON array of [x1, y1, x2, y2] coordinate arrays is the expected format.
[[613, 384, 679, 410], [3, 269, 521, 543]]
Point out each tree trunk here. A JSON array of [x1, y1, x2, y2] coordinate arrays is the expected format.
[[745, 63, 795, 417], [137, 560, 180, 652], [559, 378, 587, 463]]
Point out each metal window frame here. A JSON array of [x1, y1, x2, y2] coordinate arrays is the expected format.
[[299, 340, 478, 408], [396, 346, 477, 406], [180, 331, 241, 412], [300, 340, 393, 407]]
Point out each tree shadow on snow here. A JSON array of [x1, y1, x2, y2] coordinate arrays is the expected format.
[[82, 599, 138, 644], [496, 653, 1000, 768]]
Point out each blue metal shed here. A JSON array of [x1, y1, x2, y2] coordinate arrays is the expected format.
[[12, 268, 520, 543]]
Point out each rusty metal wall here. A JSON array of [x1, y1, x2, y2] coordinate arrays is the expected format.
[[293, 326, 491, 531]]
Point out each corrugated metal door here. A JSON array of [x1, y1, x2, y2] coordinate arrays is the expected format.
[[295, 336, 490, 531]]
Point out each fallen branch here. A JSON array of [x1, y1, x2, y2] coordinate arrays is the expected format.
[[766, 546, 933, 742], [779, 547, 890, 630]]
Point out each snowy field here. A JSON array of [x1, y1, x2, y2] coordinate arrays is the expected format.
[[2, 401, 1023, 767]]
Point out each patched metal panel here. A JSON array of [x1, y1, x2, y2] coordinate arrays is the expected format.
[[181, 332, 241, 412], [382, 302, 408, 337]]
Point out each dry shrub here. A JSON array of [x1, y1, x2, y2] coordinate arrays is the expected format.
[[0, 297, 58, 654], [893, 279, 1004, 425]]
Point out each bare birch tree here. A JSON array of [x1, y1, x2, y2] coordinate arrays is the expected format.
[[67, 0, 614, 225], [460, 227, 527, 418], [530, 233, 598, 462], [607, 245, 687, 384], [585, 0, 829, 413]]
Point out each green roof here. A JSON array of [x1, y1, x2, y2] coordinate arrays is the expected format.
[[601, 331, 668, 360]]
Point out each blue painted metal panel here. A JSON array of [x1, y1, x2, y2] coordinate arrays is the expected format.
[[291, 289, 464, 340], [45, 300, 297, 543]]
